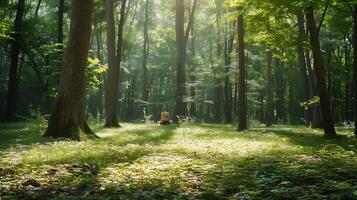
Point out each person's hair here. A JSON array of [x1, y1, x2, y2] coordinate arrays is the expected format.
[[163, 107, 167, 112]]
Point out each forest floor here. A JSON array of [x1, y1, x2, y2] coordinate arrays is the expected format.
[[0, 122, 356, 200]]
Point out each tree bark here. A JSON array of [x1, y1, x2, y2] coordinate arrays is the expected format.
[[175, 0, 197, 118], [58, 0, 64, 45], [224, 20, 235, 124], [297, 13, 311, 126], [266, 49, 273, 126], [237, 8, 247, 131], [142, 0, 149, 106], [104, 0, 119, 127], [352, 5, 357, 136], [305, 6, 337, 137], [305, 48, 322, 128], [175, 0, 187, 117], [275, 56, 285, 123], [3, 0, 25, 122], [44, 0, 96, 139]]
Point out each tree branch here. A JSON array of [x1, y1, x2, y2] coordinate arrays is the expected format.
[[317, 3, 329, 34], [184, 0, 198, 50]]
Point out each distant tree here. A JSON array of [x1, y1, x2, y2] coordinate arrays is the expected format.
[[296, 12, 311, 127], [44, 0, 96, 139], [175, 0, 197, 118], [305, 6, 337, 137], [58, 0, 64, 45], [104, 0, 127, 127], [266, 49, 273, 127], [237, 7, 247, 131], [352, 4, 357, 136], [142, 0, 149, 106], [3, 0, 25, 122]]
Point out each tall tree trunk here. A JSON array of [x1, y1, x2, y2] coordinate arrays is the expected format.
[[104, 0, 120, 127], [96, 25, 104, 117], [297, 13, 311, 126], [3, 0, 25, 122], [266, 49, 273, 126], [58, 0, 64, 45], [175, 0, 187, 117], [190, 18, 196, 117], [305, 6, 337, 137], [306, 49, 322, 128], [352, 5, 357, 136], [115, 0, 127, 121], [44, 0, 96, 139], [142, 0, 149, 106], [344, 43, 350, 122], [275, 56, 285, 123], [224, 21, 235, 124], [215, 0, 222, 57], [237, 8, 247, 131], [175, 0, 197, 118]]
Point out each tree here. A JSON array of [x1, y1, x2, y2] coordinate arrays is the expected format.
[[237, 7, 247, 131], [305, 6, 337, 137], [44, 0, 96, 139], [266, 49, 273, 126], [142, 0, 149, 106], [352, 5, 357, 136], [297, 12, 311, 127], [3, 0, 25, 122], [104, 0, 127, 127], [175, 0, 197, 118], [58, 0, 64, 45]]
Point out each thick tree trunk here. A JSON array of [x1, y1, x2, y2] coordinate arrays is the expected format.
[[175, 0, 187, 117], [352, 5, 357, 136], [104, 0, 124, 127], [266, 49, 273, 126], [297, 13, 311, 126], [237, 9, 247, 131], [44, 0, 96, 139], [142, 0, 149, 106], [305, 7, 337, 137], [3, 0, 25, 122]]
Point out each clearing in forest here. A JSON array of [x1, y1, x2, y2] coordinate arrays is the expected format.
[[0, 123, 356, 199]]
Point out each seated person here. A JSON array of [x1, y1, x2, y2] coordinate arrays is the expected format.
[[159, 108, 171, 125]]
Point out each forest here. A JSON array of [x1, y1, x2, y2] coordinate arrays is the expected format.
[[0, 0, 357, 199]]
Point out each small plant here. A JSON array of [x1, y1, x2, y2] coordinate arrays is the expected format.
[[300, 96, 320, 110], [27, 106, 47, 134], [143, 108, 154, 124]]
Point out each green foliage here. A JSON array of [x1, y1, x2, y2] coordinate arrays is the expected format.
[[0, 20, 11, 41], [300, 96, 320, 110], [85, 57, 107, 92], [27, 106, 47, 134]]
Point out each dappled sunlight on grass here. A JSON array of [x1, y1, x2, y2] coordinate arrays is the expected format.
[[0, 122, 356, 199]]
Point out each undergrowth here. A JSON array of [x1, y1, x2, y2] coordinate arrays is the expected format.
[[0, 123, 356, 200]]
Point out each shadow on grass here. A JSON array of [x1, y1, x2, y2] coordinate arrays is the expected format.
[[1, 123, 357, 199], [0, 123, 59, 151], [191, 124, 356, 151], [250, 125, 356, 150]]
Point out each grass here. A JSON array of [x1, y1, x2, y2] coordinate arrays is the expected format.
[[0, 122, 356, 199]]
